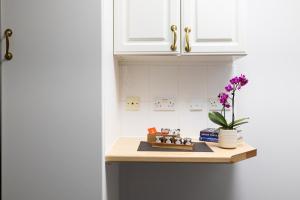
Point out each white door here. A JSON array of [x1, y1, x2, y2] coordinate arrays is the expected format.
[[1, 1, 102, 200], [114, 0, 181, 54], [182, 0, 246, 54]]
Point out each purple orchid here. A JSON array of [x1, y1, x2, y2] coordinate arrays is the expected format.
[[218, 92, 230, 108], [228, 74, 249, 90], [225, 84, 233, 92], [209, 74, 249, 130], [230, 76, 240, 84], [239, 74, 248, 86], [224, 102, 231, 108]]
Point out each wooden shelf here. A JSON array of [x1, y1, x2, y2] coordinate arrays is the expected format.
[[105, 137, 257, 163]]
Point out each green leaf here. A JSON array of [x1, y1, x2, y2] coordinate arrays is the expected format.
[[208, 113, 224, 127], [212, 112, 228, 127], [232, 121, 248, 128], [228, 117, 249, 127], [208, 112, 228, 128]]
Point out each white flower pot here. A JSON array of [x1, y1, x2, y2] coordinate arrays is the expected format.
[[218, 129, 238, 149]]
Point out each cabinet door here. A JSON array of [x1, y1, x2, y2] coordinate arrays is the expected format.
[[1, 0, 102, 200], [114, 0, 181, 54], [182, 0, 245, 54]]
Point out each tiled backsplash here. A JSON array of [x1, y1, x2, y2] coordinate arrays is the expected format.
[[119, 61, 233, 138]]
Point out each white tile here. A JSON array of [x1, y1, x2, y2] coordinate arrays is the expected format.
[[206, 66, 233, 97], [120, 65, 149, 101], [178, 66, 206, 100], [149, 66, 178, 98]]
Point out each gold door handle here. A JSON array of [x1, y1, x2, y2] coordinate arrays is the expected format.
[[184, 27, 191, 53], [4, 29, 13, 60], [170, 25, 177, 51]]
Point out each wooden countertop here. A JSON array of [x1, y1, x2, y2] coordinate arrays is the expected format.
[[105, 137, 257, 163]]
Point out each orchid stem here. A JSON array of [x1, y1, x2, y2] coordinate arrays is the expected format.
[[232, 90, 235, 128], [223, 107, 226, 119]]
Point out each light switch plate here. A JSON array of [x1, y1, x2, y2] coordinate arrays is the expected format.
[[153, 97, 176, 111], [189, 100, 203, 111], [126, 96, 140, 111]]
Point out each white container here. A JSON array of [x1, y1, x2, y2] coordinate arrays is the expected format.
[[218, 129, 238, 149]]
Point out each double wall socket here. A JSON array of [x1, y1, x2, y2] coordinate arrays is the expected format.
[[153, 97, 176, 111], [208, 97, 223, 111], [126, 96, 140, 111]]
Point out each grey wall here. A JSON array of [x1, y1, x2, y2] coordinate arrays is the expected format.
[[120, 163, 236, 200], [116, 0, 300, 200]]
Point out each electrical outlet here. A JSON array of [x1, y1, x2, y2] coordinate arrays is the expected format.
[[208, 98, 223, 111], [189, 100, 203, 111], [153, 97, 176, 111], [126, 96, 140, 111]]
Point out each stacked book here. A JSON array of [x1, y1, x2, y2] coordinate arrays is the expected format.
[[199, 128, 219, 143]]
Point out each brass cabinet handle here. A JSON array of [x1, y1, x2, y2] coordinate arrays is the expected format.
[[170, 25, 177, 51], [4, 29, 13, 60], [184, 27, 191, 52]]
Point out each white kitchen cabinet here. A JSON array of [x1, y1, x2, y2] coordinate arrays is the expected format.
[[114, 0, 246, 55], [114, 0, 181, 54], [182, 0, 246, 54]]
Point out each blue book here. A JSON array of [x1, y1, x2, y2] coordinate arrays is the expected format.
[[200, 128, 218, 134], [199, 136, 218, 142], [200, 135, 218, 140], [200, 133, 218, 138]]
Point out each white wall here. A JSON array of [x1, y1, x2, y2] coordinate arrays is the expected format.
[[232, 0, 300, 199], [114, 0, 300, 200], [101, 0, 120, 199]]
